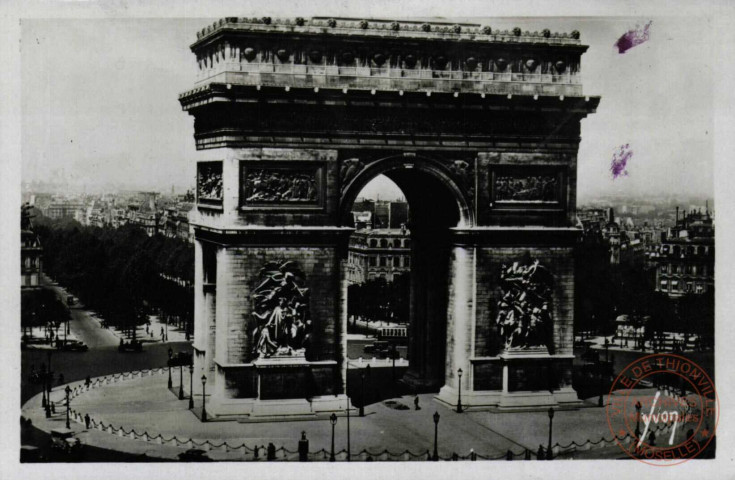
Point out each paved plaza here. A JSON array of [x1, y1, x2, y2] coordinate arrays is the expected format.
[[23, 367, 687, 461]]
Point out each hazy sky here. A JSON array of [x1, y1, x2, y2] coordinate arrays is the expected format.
[[21, 16, 714, 201]]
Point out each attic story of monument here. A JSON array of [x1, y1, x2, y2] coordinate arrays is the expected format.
[[179, 17, 599, 417]]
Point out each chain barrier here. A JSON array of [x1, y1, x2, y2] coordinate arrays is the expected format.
[[44, 366, 692, 461]]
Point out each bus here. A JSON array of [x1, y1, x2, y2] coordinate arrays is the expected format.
[[377, 326, 408, 344]]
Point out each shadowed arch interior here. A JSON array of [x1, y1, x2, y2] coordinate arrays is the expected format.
[[343, 159, 465, 390]]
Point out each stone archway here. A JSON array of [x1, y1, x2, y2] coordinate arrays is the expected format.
[[340, 154, 475, 391], [180, 16, 600, 416]]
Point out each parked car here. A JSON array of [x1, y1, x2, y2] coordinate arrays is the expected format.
[[49, 428, 82, 454]]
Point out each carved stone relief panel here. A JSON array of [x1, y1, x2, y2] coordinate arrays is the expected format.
[[240, 163, 324, 208], [249, 260, 312, 360], [197, 161, 223, 204], [495, 174, 558, 202], [495, 260, 554, 352]]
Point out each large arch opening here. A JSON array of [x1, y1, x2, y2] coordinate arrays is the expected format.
[[341, 155, 470, 396]]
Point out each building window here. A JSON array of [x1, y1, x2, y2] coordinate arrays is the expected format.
[[686, 282, 693, 292], [370, 239, 377, 248], [393, 257, 400, 267], [405, 257, 410, 268], [671, 281, 679, 291], [369, 257, 377, 267], [695, 284, 704, 294], [380, 257, 388, 267], [660, 280, 668, 291], [381, 239, 389, 248], [404, 239, 410, 248]]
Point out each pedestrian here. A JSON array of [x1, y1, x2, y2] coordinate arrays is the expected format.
[[648, 431, 656, 447], [145, 324, 149, 334], [85, 375, 91, 387], [414, 395, 421, 410], [84, 413, 91, 429], [160, 327, 164, 339]]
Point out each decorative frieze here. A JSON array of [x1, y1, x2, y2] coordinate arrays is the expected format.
[[239, 164, 323, 207], [495, 174, 558, 202]]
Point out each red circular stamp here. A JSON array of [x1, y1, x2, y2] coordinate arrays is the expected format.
[[605, 353, 718, 465]]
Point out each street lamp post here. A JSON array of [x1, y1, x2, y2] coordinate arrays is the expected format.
[[359, 370, 365, 417], [635, 401, 642, 438], [329, 413, 337, 462], [167, 348, 173, 389], [46, 351, 52, 397], [65, 385, 71, 429], [546, 408, 554, 460], [346, 399, 351, 462], [41, 364, 47, 409], [178, 360, 184, 400], [456, 368, 464, 413], [188, 363, 194, 409], [201, 375, 207, 422], [598, 358, 604, 407], [433, 411, 440, 461]]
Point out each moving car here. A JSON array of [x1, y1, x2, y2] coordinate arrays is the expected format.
[[170, 351, 193, 366], [59, 340, 89, 352], [118, 339, 143, 352], [178, 448, 212, 462], [49, 428, 82, 454]]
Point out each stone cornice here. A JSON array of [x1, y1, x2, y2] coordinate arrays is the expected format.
[[450, 226, 581, 246]]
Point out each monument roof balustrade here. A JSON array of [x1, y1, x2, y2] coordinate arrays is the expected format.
[[181, 17, 590, 100], [192, 17, 583, 48]]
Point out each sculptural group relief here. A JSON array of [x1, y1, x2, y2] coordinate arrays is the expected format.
[[495, 260, 554, 351], [250, 261, 312, 359]]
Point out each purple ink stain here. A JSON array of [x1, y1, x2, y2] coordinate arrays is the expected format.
[[611, 144, 632, 179], [615, 21, 652, 54]]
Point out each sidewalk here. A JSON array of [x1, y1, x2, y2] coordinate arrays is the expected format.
[[20, 369, 688, 462]]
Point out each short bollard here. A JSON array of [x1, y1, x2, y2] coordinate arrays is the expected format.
[[298, 431, 309, 462], [267, 443, 276, 461], [506, 450, 513, 461], [537, 445, 545, 460]]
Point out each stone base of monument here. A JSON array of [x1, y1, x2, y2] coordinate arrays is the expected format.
[[435, 347, 582, 411], [205, 354, 350, 419]]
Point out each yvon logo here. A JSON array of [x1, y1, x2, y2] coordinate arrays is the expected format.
[[605, 354, 718, 466]]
